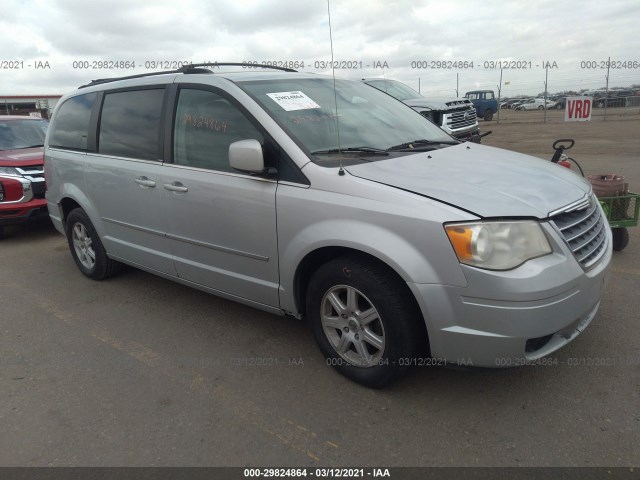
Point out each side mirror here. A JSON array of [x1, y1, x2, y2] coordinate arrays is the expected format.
[[229, 139, 264, 173]]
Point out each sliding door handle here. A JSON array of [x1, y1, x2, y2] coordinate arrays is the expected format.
[[164, 182, 188, 193]]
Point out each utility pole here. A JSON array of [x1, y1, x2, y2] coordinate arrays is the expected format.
[[604, 56, 610, 121], [497, 66, 503, 124], [544, 63, 549, 123]]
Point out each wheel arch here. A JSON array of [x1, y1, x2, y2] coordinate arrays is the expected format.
[[293, 246, 430, 355], [57, 185, 105, 237], [60, 197, 82, 222]]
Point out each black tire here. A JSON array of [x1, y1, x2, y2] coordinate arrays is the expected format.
[[538, 105, 544, 110], [555, 103, 563, 110], [65, 208, 122, 280], [305, 255, 426, 388], [0, 226, 4, 239], [483, 110, 493, 121], [612, 228, 629, 252]]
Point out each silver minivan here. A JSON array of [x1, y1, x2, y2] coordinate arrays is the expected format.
[[44, 64, 611, 387]]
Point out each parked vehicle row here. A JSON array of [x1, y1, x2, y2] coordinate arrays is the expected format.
[[42, 63, 611, 387], [592, 89, 638, 108], [501, 88, 640, 111]]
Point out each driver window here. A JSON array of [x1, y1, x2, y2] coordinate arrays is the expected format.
[[173, 89, 263, 172]]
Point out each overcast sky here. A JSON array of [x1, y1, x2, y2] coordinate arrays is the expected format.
[[2, 0, 639, 98]]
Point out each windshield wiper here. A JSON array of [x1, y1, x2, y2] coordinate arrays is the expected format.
[[386, 139, 459, 151], [311, 146, 389, 156]]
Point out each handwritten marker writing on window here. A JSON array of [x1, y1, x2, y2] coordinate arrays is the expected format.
[[183, 114, 228, 132]]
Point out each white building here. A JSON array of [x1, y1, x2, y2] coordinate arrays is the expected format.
[[0, 95, 62, 118]]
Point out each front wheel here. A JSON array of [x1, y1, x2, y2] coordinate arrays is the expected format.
[[65, 208, 122, 280], [612, 228, 629, 251], [306, 256, 426, 388], [538, 105, 544, 110]]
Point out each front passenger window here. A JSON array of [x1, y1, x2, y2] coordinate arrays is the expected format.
[[173, 89, 263, 172]]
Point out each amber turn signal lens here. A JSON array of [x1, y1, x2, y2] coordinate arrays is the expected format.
[[445, 225, 473, 260]]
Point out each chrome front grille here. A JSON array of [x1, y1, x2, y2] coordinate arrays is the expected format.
[[443, 108, 477, 129], [16, 166, 45, 183], [551, 196, 608, 268]]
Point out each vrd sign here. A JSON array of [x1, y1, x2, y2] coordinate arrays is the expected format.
[[565, 97, 592, 122]]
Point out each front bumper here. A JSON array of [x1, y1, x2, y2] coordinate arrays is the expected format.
[[450, 126, 481, 143], [0, 198, 49, 226], [408, 225, 612, 367]]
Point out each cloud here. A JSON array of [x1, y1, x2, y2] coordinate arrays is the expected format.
[[0, 0, 638, 96]]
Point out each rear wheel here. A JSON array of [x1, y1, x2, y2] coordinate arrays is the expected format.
[[65, 208, 122, 280], [538, 105, 544, 110], [483, 110, 493, 121], [306, 256, 426, 388]]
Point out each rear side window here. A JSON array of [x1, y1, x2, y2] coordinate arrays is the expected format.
[[48, 92, 97, 150], [98, 89, 164, 161]]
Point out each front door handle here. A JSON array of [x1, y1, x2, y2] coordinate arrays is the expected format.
[[164, 182, 188, 193], [134, 176, 156, 188]]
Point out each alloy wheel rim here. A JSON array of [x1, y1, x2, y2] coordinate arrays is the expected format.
[[320, 285, 385, 367], [72, 223, 95, 270]]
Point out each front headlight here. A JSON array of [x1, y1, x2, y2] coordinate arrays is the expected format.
[[445, 220, 552, 270]]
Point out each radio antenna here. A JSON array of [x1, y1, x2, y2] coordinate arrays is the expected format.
[[327, 0, 344, 175]]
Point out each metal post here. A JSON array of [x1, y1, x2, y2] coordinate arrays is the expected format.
[[604, 56, 610, 121], [418, 77, 421, 94], [4, 99, 8, 115], [456, 73, 459, 97], [544, 64, 549, 123], [497, 67, 503, 124]]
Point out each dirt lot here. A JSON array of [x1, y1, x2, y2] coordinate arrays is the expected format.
[[482, 109, 640, 187]]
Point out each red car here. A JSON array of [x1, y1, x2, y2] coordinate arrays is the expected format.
[[0, 115, 49, 238]]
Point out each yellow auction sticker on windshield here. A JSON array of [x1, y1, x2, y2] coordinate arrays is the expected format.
[[266, 91, 321, 111]]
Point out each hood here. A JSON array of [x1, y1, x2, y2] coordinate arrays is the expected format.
[[403, 97, 472, 111], [345, 143, 591, 218], [0, 147, 44, 167]]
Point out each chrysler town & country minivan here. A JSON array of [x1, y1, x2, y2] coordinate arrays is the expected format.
[[44, 64, 611, 387]]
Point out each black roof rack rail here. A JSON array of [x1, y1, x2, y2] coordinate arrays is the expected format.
[[78, 68, 184, 89], [78, 62, 297, 89], [178, 62, 298, 73]]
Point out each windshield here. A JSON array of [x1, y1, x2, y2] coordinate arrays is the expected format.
[[363, 79, 422, 102], [0, 118, 48, 150], [238, 77, 453, 164]]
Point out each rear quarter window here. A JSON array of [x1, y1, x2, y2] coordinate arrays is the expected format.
[[48, 92, 97, 151]]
